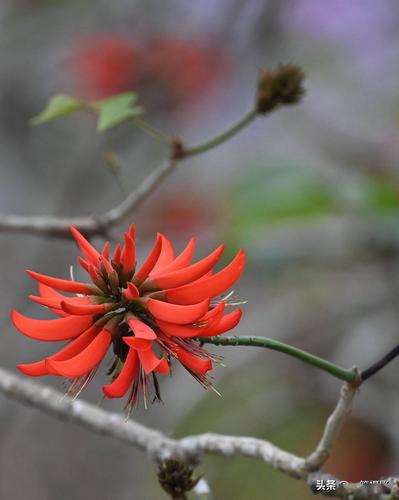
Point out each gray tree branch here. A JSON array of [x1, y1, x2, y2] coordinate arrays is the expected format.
[[0, 366, 393, 498], [0, 159, 176, 238]]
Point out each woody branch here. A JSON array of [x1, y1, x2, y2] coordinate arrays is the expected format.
[[0, 366, 393, 499], [0, 64, 304, 239]]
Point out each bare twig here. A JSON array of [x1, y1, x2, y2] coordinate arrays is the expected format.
[[361, 344, 399, 382], [304, 381, 359, 470], [0, 159, 176, 238]]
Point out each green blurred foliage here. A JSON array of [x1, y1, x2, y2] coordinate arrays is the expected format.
[[225, 164, 399, 245]]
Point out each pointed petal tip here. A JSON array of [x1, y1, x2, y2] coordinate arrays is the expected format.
[[17, 361, 49, 377]]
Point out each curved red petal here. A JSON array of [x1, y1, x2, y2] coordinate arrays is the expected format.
[[17, 360, 48, 376], [29, 295, 89, 310], [147, 298, 210, 324], [70, 226, 101, 268], [137, 346, 165, 374], [127, 318, 157, 339], [77, 256, 90, 273], [165, 249, 245, 305], [60, 300, 112, 316], [155, 357, 170, 374], [100, 256, 114, 276], [36, 284, 69, 317], [199, 302, 225, 321], [113, 243, 122, 264], [134, 234, 162, 283], [174, 346, 212, 376], [123, 282, 139, 301], [29, 295, 62, 309], [121, 233, 136, 275], [38, 283, 67, 300], [151, 234, 175, 274], [102, 348, 139, 398], [47, 328, 111, 377], [151, 237, 195, 275], [157, 303, 225, 338], [17, 324, 100, 376], [151, 244, 224, 289], [11, 310, 94, 341], [128, 223, 136, 240], [196, 309, 242, 337], [27, 270, 95, 294], [123, 337, 152, 351], [102, 241, 110, 260]]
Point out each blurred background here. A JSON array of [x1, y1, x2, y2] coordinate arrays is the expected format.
[[1, 0, 399, 498]]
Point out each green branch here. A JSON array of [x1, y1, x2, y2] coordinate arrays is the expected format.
[[198, 336, 359, 384], [131, 116, 172, 144], [182, 109, 258, 157]]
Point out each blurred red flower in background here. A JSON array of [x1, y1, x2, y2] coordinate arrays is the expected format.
[[70, 33, 226, 106], [12, 225, 245, 411], [70, 35, 140, 99], [143, 37, 225, 105]]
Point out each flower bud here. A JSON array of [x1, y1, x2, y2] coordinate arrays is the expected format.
[[256, 63, 305, 114]]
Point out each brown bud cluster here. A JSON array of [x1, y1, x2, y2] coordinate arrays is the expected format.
[[256, 63, 305, 114], [157, 459, 200, 499]]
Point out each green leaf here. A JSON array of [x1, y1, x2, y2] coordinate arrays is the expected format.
[[95, 92, 142, 132], [31, 94, 84, 125]]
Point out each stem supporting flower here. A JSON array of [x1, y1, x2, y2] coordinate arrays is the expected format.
[[197, 335, 360, 384]]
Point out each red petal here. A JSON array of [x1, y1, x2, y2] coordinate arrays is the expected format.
[[155, 357, 170, 374], [147, 298, 209, 324], [196, 309, 242, 337], [27, 270, 95, 295], [37, 283, 68, 317], [70, 226, 101, 268], [102, 241, 110, 260], [151, 234, 175, 274], [123, 337, 152, 351], [157, 303, 225, 338], [17, 324, 99, 377], [151, 237, 195, 274], [60, 300, 112, 316], [165, 249, 245, 305], [199, 302, 225, 321], [11, 310, 94, 341], [121, 233, 136, 275], [29, 295, 89, 310], [127, 318, 157, 339], [128, 223, 136, 240], [134, 234, 163, 283], [77, 256, 90, 273], [123, 282, 140, 301], [87, 265, 108, 293], [174, 346, 212, 376], [102, 348, 139, 398], [151, 244, 224, 289], [113, 243, 122, 264], [38, 283, 67, 300], [137, 346, 164, 374], [100, 256, 114, 276], [47, 328, 111, 377], [29, 295, 62, 309]]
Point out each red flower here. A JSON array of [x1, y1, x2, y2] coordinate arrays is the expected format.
[[12, 225, 245, 411], [144, 37, 225, 103], [70, 35, 139, 99]]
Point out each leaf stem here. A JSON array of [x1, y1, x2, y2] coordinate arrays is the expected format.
[[183, 109, 258, 157], [197, 336, 359, 383], [131, 116, 172, 144]]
